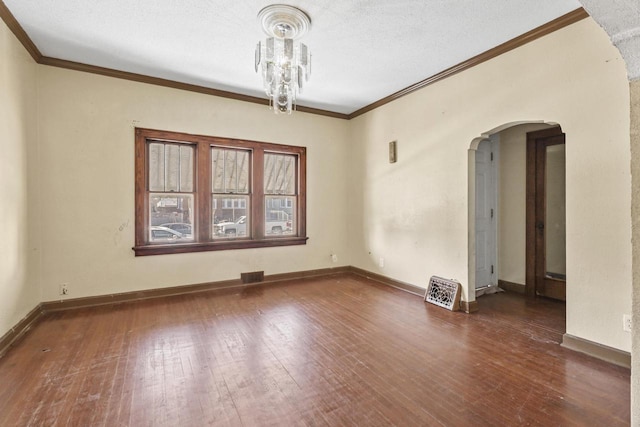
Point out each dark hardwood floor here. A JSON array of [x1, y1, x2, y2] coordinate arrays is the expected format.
[[0, 274, 630, 426]]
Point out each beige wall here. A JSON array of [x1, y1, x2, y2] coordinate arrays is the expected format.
[[0, 21, 40, 335], [498, 123, 551, 285], [630, 78, 640, 425], [35, 67, 351, 301], [348, 18, 632, 351]]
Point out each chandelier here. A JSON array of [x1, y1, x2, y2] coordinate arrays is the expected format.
[[255, 5, 311, 114]]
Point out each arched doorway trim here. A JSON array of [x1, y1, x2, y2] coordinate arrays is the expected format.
[[466, 120, 559, 310]]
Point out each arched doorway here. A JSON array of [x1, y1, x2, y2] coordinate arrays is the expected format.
[[468, 121, 565, 307]]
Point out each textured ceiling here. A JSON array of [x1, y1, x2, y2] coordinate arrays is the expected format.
[[4, 0, 582, 114], [580, 0, 640, 80]]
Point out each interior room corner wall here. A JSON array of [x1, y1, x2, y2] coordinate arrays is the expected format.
[[347, 18, 632, 351], [35, 67, 350, 302], [0, 20, 40, 337]]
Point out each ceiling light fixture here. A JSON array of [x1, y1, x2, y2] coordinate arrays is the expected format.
[[255, 5, 311, 114]]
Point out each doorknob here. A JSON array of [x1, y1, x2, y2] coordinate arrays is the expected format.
[[536, 221, 545, 231]]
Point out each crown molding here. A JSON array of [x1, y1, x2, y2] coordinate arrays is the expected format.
[[0, 3, 588, 120], [0, 0, 41, 62], [347, 7, 589, 119], [39, 56, 349, 119]]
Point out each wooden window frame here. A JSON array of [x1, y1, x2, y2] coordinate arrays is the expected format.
[[134, 128, 307, 256]]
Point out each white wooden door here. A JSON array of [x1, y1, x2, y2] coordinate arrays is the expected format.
[[475, 138, 498, 289]]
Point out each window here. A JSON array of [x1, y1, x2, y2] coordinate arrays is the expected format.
[[134, 128, 307, 256]]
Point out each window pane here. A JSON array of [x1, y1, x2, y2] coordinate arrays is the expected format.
[[237, 150, 249, 193], [265, 196, 295, 235], [225, 150, 237, 192], [264, 153, 295, 195], [212, 195, 250, 239], [179, 145, 194, 192], [212, 148, 225, 193], [165, 144, 180, 192], [149, 143, 165, 191], [149, 142, 194, 192], [212, 147, 250, 194], [148, 194, 194, 242]]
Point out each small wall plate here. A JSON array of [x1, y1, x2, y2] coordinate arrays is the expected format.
[[389, 140, 397, 163]]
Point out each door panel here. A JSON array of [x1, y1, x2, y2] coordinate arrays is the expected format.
[[475, 139, 497, 289], [526, 127, 566, 300]]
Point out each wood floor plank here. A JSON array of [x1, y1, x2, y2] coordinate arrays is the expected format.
[[0, 273, 630, 426]]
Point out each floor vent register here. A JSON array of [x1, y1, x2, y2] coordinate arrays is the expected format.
[[424, 276, 461, 311]]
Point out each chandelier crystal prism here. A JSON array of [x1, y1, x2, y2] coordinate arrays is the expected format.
[[255, 5, 311, 114]]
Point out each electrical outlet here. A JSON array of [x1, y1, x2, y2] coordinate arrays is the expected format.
[[623, 314, 632, 332], [331, 254, 338, 263], [59, 283, 69, 296], [379, 257, 385, 268]]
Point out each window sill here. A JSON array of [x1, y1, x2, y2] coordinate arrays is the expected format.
[[133, 236, 309, 256]]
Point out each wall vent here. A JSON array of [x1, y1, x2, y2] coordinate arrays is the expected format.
[[241, 271, 264, 284], [424, 276, 462, 311]]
